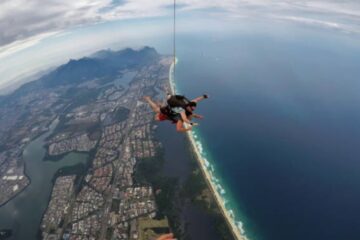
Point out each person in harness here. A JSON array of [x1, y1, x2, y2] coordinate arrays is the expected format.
[[143, 93, 208, 132], [166, 93, 208, 123], [143, 96, 190, 132]]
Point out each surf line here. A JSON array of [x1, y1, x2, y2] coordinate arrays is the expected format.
[[168, 59, 249, 240]]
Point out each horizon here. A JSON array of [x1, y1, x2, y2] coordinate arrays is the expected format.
[[1, 0, 360, 92]]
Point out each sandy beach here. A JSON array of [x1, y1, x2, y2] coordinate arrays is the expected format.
[[168, 59, 248, 240]]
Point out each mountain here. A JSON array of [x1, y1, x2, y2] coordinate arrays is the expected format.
[[40, 57, 115, 87], [41, 46, 159, 87], [3, 47, 160, 101], [91, 46, 159, 68]]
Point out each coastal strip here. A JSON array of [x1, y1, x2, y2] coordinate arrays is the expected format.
[[169, 59, 249, 240]]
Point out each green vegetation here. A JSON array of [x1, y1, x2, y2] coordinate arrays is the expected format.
[[134, 152, 178, 216], [114, 107, 130, 122], [181, 142, 235, 240], [133, 150, 181, 237], [102, 107, 130, 126], [48, 121, 101, 143], [63, 87, 100, 110], [142, 86, 158, 98], [111, 199, 121, 212], [106, 227, 113, 240], [181, 168, 207, 202]]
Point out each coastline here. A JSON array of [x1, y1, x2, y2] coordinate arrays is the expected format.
[[0, 179, 30, 208], [0, 118, 58, 208], [169, 59, 248, 240]]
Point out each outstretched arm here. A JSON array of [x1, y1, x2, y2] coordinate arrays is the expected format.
[[191, 94, 209, 103], [192, 113, 204, 119]]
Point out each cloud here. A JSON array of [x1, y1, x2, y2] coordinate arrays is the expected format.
[[0, 31, 60, 59], [0, 0, 110, 57], [0, 0, 360, 92], [0, 0, 360, 59]]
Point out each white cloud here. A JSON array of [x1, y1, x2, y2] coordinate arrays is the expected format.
[[0, 31, 59, 59], [271, 15, 348, 31], [0, 0, 112, 46], [0, 0, 359, 92], [0, 0, 360, 68]]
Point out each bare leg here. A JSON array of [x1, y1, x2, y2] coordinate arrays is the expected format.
[[176, 121, 192, 132], [157, 233, 175, 240], [144, 96, 161, 113]]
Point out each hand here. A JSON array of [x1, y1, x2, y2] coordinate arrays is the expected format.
[[156, 233, 176, 240], [191, 122, 199, 126], [203, 94, 209, 99]]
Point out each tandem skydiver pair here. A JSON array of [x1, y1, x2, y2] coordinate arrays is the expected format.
[[144, 93, 208, 132]]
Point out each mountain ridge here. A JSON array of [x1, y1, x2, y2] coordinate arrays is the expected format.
[[1, 46, 160, 104]]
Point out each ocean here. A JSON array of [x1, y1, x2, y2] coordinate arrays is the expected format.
[[170, 21, 360, 240]]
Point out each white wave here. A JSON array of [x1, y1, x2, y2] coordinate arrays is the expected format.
[[203, 158, 210, 168], [212, 176, 218, 182], [237, 221, 246, 235], [216, 183, 223, 192], [229, 209, 235, 218], [196, 142, 204, 154], [216, 183, 226, 195]]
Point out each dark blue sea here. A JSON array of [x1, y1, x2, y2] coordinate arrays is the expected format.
[[159, 20, 360, 240]]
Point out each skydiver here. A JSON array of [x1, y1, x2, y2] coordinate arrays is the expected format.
[[166, 93, 208, 122], [143, 96, 193, 132]]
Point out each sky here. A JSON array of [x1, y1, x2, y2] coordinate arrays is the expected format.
[[1, 0, 360, 92]]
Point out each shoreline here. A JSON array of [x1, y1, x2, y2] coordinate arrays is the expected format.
[[0, 118, 58, 208], [0, 179, 30, 208], [169, 59, 248, 240]]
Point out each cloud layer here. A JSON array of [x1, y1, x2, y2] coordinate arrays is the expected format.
[[0, 0, 360, 92], [1, 0, 360, 59]]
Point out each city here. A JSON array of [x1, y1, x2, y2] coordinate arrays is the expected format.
[[40, 57, 172, 239], [0, 49, 173, 240]]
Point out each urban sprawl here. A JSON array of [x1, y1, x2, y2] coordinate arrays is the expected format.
[[0, 54, 173, 240]]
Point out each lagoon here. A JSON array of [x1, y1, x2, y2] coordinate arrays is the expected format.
[[0, 119, 88, 240]]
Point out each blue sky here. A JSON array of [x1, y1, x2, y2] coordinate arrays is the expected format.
[[1, 0, 360, 91]]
